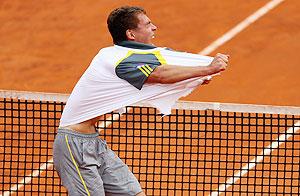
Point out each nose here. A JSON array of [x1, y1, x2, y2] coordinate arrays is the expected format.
[[152, 23, 157, 31]]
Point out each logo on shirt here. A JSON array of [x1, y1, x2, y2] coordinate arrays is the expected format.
[[137, 64, 153, 77]]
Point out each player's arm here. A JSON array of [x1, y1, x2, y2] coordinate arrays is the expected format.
[[146, 53, 229, 84]]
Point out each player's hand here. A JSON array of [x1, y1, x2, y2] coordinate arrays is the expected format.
[[209, 53, 229, 73]]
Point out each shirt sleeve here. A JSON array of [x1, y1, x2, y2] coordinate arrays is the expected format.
[[115, 53, 162, 90]]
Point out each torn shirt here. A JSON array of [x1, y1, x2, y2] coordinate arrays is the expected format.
[[59, 41, 214, 127]]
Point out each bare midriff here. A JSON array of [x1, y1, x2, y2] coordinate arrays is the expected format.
[[61, 116, 101, 134]]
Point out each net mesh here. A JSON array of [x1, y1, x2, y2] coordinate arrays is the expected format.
[[1, 91, 300, 195]]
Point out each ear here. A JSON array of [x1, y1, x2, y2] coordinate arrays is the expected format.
[[126, 29, 135, 40]]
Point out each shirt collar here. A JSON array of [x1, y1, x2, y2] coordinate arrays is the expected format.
[[116, 41, 157, 50]]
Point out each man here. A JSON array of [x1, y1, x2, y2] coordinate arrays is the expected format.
[[53, 6, 229, 196]]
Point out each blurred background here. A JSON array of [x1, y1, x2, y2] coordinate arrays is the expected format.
[[0, 0, 299, 106]]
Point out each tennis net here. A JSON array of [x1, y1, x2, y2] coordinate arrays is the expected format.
[[0, 90, 300, 195]]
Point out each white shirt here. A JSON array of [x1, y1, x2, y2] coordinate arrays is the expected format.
[[59, 42, 213, 127]]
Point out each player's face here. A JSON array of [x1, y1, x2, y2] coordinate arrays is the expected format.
[[131, 13, 157, 44]]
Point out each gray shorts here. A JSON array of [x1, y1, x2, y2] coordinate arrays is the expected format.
[[53, 128, 142, 196]]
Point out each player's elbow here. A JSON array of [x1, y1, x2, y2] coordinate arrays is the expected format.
[[147, 66, 171, 84], [147, 71, 164, 84], [147, 66, 177, 84]]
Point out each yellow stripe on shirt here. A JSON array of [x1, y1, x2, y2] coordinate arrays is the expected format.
[[153, 50, 167, 65], [144, 64, 153, 72], [141, 65, 151, 75], [138, 67, 149, 77], [65, 135, 91, 196]]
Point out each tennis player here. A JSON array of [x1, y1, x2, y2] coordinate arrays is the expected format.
[[53, 6, 229, 196]]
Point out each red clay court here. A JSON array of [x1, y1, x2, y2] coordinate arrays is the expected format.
[[1, 0, 300, 195]]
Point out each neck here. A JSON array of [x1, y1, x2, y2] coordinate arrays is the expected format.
[[116, 40, 156, 49]]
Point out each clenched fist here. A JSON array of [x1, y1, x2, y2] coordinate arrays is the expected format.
[[209, 53, 229, 74]]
